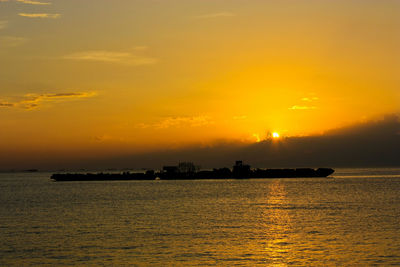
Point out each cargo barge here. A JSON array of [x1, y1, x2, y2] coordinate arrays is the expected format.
[[51, 161, 334, 181]]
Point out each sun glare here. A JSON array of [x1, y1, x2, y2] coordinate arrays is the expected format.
[[272, 132, 280, 139]]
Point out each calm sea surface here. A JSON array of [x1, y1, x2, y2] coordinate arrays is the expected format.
[[1, 168, 400, 266]]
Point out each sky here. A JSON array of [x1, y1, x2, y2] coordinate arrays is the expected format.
[[0, 0, 399, 170]]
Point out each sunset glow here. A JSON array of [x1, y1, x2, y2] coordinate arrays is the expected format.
[[0, 0, 399, 169], [1, 2, 400, 266]]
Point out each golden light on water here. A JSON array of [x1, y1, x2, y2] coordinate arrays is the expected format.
[[263, 180, 292, 263]]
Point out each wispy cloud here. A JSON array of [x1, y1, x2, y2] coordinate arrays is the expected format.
[[156, 116, 213, 129], [0, 21, 8, 30], [301, 97, 319, 102], [289, 105, 317, 110], [137, 116, 214, 129], [53, 93, 92, 97], [0, 102, 14, 107], [194, 12, 236, 19], [16, 0, 50, 5], [0, 91, 96, 110], [19, 13, 60, 19], [289, 96, 319, 110], [64, 50, 157, 66], [0, 36, 28, 47]]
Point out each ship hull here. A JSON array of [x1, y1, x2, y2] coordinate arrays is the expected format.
[[51, 168, 334, 181]]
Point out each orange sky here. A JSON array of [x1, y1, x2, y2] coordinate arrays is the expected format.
[[0, 0, 399, 164]]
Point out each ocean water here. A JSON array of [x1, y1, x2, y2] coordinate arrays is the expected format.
[[1, 168, 400, 266]]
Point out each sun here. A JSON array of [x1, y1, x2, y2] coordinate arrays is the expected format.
[[272, 132, 280, 139]]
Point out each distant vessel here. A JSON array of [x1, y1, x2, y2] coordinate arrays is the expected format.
[[51, 161, 334, 181]]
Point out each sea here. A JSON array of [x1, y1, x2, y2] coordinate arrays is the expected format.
[[1, 168, 400, 266]]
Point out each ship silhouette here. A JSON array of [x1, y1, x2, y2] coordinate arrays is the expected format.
[[51, 161, 334, 181]]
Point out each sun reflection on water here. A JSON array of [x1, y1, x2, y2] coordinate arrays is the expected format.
[[262, 180, 293, 264]]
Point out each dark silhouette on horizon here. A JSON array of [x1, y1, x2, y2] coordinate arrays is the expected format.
[[51, 161, 334, 181]]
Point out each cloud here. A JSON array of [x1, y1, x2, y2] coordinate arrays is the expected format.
[[0, 91, 96, 110], [289, 96, 319, 110], [40, 92, 94, 98], [0, 36, 28, 47], [301, 97, 319, 102], [3, 115, 399, 170], [0, 102, 14, 107], [194, 12, 236, 19], [0, 21, 8, 30], [64, 50, 157, 66], [101, 115, 400, 169], [19, 13, 60, 19], [16, 0, 50, 5], [137, 116, 214, 130], [289, 105, 317, 110], [156, 116, 213, 129]]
